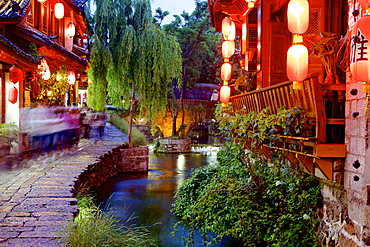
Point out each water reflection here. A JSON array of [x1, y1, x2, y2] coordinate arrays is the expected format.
[[97, 150, 237, 247]]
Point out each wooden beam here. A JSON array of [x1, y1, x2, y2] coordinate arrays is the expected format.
[[315, 158, 333, 180], [297, 154, 314, 173], [326, 118, 345, 125], [314, 144, 346, 158]]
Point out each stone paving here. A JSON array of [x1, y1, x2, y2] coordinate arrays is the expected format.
[[0, 123, 128, 247]]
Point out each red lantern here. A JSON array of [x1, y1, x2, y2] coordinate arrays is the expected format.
[[287, 44, 308, 82], [9, 66, 19, 83], [359, 0, 370, 9], [67, 22, 75, 38], [222, 40, 235, 59], [287, 0, 309, 35], [222, 17, 235, 41], [67, 71, 76, 85], [54, 3, 64, 19], [350, 14, 370, 82], [220, 85, 231, 104], [8, 87, 18, 104], [221, 63, 232, 81]]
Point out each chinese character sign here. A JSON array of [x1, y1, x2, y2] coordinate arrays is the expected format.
[[351, 15, 370, 82]]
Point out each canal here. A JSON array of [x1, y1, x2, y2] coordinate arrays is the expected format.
[[96, 147, 238, 246]]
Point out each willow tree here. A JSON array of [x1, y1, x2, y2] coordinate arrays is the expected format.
[[87, 0, 182, 147]]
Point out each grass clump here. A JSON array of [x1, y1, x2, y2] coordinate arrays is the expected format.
[[109, 114, 147, 147], [62, 196, 157, 247]]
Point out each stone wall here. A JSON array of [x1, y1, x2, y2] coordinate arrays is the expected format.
[[73, 145, 148, 196], [156, 138, 192, 153]]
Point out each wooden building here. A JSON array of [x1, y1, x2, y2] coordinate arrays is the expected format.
[[208, 0, 370, 245], [0, 0, 88, 125]]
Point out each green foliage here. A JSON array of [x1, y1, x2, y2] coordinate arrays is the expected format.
[[35, 66, 68, 106], [87, 34, 112, 111], [162, 0, 222, 86], [215, 103, 308, 147], [0, 123, 19, 147], [88, 0, 182, 119], [172, 142, 322, 246], [61, 195, 157, 247], [109, 114, 147, 146]]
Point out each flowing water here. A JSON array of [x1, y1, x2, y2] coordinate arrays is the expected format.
[[97, 147, 238, 246]]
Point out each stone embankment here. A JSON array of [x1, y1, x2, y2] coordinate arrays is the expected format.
[[0, 124, 147, 246]]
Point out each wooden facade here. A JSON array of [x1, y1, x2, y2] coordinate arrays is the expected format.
[[0, 0, 88, 115], [208, 0, 348, 181]]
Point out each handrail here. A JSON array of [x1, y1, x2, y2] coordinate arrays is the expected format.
[[230, 73, 327, 143]]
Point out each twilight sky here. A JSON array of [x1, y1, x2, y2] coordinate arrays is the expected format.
[[151, 0, 196, 24]]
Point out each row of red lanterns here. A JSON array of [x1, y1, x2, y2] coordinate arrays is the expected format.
[[37, 0, 76, 38], [286, 0, 309, 90], [219, 17, 236, 104]]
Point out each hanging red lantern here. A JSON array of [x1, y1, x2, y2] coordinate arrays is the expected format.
[[222, 17, 235, 41], [67, 71, 76, 85], [287, 0, 309, 35], [9, 66, 19, 83], [220, 85, 231, 104], [67, 22, 75, 38], [54, 3, 64, 19], [287, 44, 308, 90], [222, 40, 235, 60], [221, 63, 232, 81], [350, 14, 370, 83], [38, 58, 50, 80], [8, 87, 18, 104]]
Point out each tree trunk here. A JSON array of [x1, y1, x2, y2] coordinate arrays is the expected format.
[[128, 83, 135, 148]]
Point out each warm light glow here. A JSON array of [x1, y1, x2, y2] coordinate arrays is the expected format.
[[67, 71, 76, 85], [286, 44, 308, 83], [287, 0, 309, 34], [359, 0, 370, 9], [37, 0, 46, 3], [246, 0, 255, 8], [222, 40, 235, 59], [47, 91, 53, 96], [38, 58, 50, 80], [221, 63, 232, 81], [56, 72, 64, 81], [54, 3, 64, 19], [67, 22, 75, 38], [350, 14, 370, 82], [222, 17, 236, 41], [220, 85, 231, 104]]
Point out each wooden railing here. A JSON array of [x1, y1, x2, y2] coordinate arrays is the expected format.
[[229, 73, 346, 181], [231, 73, 326, 143]]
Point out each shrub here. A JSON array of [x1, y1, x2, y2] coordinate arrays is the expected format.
[[172, 142, 322, 246], [61, 196, 157, 247], [109, 114, 147, 147]]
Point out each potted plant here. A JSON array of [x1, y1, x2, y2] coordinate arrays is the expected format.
[[0, 122, 19, 156], [304, 32, 348, 84]]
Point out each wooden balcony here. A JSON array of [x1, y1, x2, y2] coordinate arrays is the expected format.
[[230, 73, 346, 181]]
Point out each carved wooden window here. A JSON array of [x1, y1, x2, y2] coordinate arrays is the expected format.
[[40, 3, 48, 34], [26, 1, 34, 27]]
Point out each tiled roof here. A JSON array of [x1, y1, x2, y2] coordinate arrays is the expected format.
[[17, 24, 87, 65], [0, 0, 87, 19], [0, 34, 39, 64], [0, 0, 31, 19]]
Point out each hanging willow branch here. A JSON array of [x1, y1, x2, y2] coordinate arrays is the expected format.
[[87, 34, 112, 110]]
